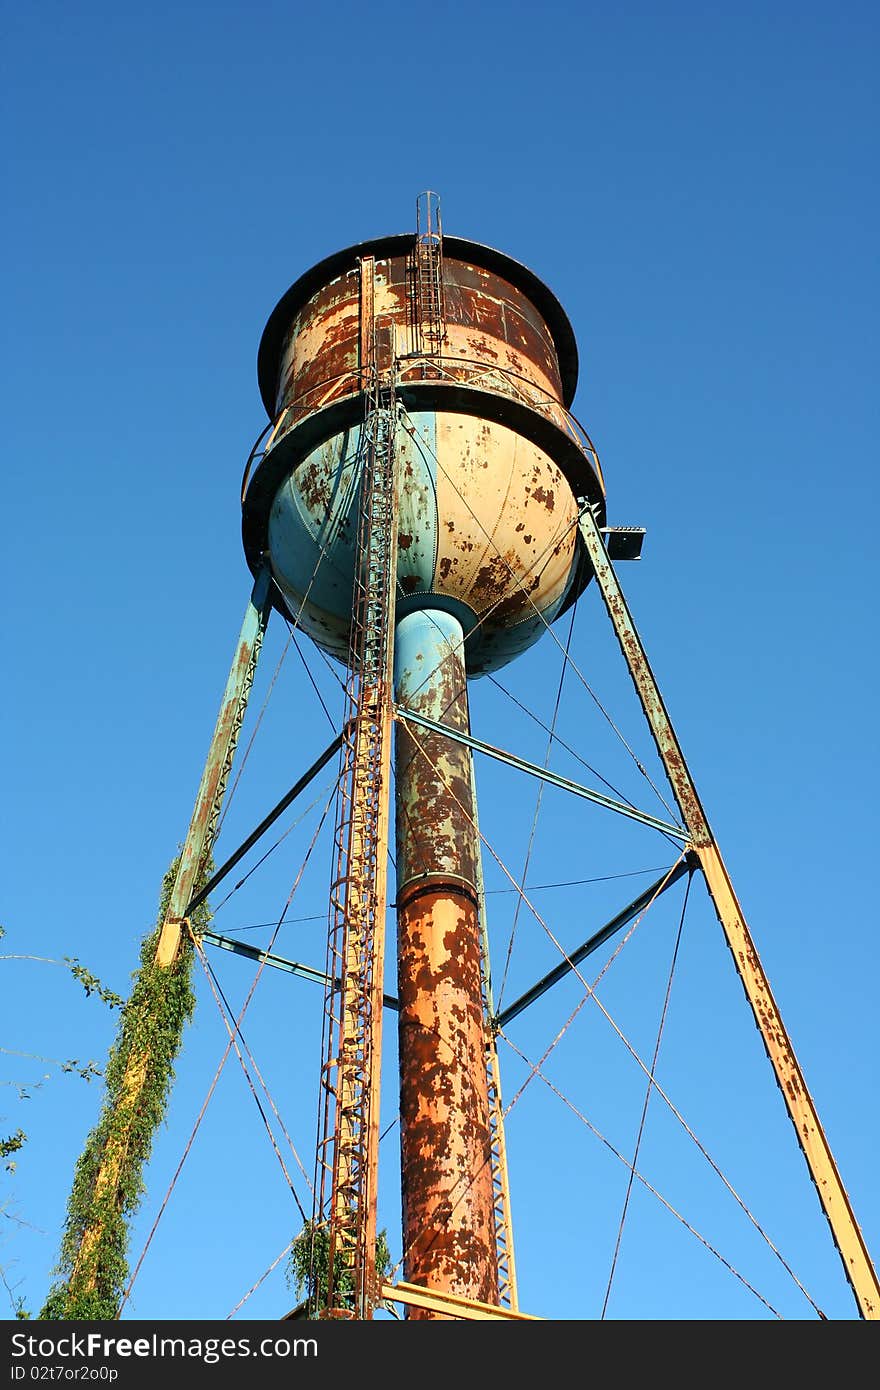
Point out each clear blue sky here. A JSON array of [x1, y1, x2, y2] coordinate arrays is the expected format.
[[3, 0, 878, 1323]]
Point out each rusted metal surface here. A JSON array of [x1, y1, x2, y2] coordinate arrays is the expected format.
[[358, 255, 375, 388], [266, 409, 584, 675], [316, 385, 399, 1318], [247, 354, 599, 482], [272, 251, 565, 434], [394, 705, 687, 840], [257, 233, 580, 417], [413, 192, 445, 356], [468, 758, 519, 1311], [277, 271, 360, 415], [395, 610, 479, 897], [484, 1037, 517, 1308], [245, 226, 605, 676], [432, 414, 578, 624], [577, 503, 880, 1321], [394, 610, 498, 1315], [396, 888, 498, 1313]]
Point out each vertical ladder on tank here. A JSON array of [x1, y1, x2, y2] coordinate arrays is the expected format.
[[414, 190, 445, 357], [485, 1041, 518, 1309], [471, 784, 519, 1312], [315, 337, 398, 1319]]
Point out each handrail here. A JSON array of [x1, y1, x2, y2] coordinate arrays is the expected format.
[[241, 354, 605, 504]]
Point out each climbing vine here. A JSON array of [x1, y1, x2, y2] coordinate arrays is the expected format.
[[286, 1219, 391, 1317], [39, 854, 212, 1321], [63, 961, 125, 1010], [2, 924, 125, 1318], [1, 1130, 26, 1171]]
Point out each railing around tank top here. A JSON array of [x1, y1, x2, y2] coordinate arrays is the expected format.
[[241, 355, 605, 505]]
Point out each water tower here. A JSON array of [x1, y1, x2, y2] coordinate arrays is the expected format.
[[46, 194, 878, 1322], [240, 190, 608, 1317]]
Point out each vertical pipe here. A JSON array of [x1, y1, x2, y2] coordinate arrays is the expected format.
[[393, 609, 498, 1315]]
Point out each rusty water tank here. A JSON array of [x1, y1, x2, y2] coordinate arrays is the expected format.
[[241, 222, 605, 676]]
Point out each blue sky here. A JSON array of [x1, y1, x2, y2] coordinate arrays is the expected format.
[[3, 1, 878, 1322]]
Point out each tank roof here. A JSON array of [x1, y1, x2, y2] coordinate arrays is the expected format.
[[257, 234, 580, 417]]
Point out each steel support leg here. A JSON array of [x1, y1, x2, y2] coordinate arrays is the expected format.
[[66, 565, 273, 1300], [577, 506, 879, 1320], [156, 563, 274, 961]]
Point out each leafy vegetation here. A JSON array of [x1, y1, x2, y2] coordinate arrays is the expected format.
[[39, 854, 212, 1321], [63, 961, 125, 1010], [1, 1130, 26, 1172], [286, 1219, 391, 1316], [2, 922, 126, 1316]]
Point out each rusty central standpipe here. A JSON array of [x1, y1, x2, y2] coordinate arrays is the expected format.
[[393, 608, 498, 1316]]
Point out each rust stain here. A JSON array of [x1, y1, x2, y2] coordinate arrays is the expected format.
[[297, 457, 331, 515], [466, 331, 500, 362], [397, 890, 498, 1312], [530, 486, 555, 512], [393, 632, 498, 1311], [471, 551, 522, 599], [533, 473, 568, 513], [269, 249, 570, 454]]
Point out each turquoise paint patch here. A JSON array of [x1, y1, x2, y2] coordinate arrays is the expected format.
[[396, 409, 438, 595], [268, 426, 364, 620], [265, 408, 582, 678]]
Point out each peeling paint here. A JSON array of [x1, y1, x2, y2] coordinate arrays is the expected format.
[[394, 611, 498, 1313]]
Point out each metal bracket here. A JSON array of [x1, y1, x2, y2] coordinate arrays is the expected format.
[[601, 525, 646, 561]]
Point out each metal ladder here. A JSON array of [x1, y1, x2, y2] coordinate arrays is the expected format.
[[315, 351, 398, 1318], [470, 768, 519, 1311], [485, 1038, 518, 1308], [414, 190, 445, 355]]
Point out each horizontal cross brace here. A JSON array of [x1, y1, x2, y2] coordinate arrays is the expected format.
[[200, 929, 401, 1011], [379, 1280, 540, 1320], [184, 727, 349, 917], [393, 706, 688, 842], [494, 859, 693, 1029]]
